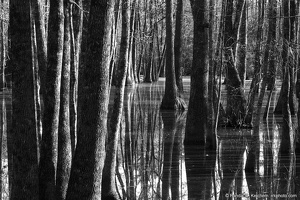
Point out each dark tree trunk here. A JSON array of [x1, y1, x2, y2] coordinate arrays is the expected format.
[[56, 2, 72, 200], [66, 0, 113, 199], [9, 1, 39, 199], [160, 0, 186, 110], [102, 0, 130, 199], [39, 0, 64, 198], [274, 0, 297, 115], [185, 0, 213, 148], [174, 0, 184, 93]]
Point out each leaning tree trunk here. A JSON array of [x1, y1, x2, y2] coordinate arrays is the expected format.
[[39, 0, 64, 199], [66, 0, 113, 199], [9, 1, 39, 199], [102, 0, 130, 199], [160, 0, 186, 110], [185, 0, 213, 148]]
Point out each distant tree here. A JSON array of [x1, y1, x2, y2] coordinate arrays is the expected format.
[[9, 1, 39, 199], [185, 0, 213, 147], [160, 0, 186, 110], [66, 0, 114, 198]]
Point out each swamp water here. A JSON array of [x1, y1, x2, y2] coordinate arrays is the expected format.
[[1, 77, 300, 199], [111, 78, 300, 199]]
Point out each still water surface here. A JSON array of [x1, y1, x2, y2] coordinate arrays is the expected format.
[[111, 78, 300, 199]]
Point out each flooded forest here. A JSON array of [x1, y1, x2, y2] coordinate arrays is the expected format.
[[1, 0, 300, 199]]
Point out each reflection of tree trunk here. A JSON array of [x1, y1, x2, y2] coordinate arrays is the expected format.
[[171, 111, 186, 199], [185, 144, 215, 199], [161, 111, 176, 200], [219, 140, 246, 198]]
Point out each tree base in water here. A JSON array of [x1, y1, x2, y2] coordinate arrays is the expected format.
[[160, 96, 187, 110]]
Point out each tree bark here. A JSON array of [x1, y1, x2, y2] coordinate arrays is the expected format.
[[185, 0, 212, 147], [174, 0, 184, 93], [66, 0, 113, 199], [39, 0, 64, 198], [9, 1, 39, 199], [160, 0, 186, 110], [102, 0, 130, 199], [56, 2, 72, 199]]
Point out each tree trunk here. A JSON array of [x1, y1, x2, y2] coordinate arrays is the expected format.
[[274, 0, 297, 115], [174, 0, 184, 93], [185, 0, 212, 148], [235, 0, 247, 87], [160, 0, 186, 110], [39, 0, 64, 198], [70, 0, 83, 155], [56, 2, 72, 199], [102, 0, 130, 199], [245, 0, 264, 125], [66, 0, 113, 199], [9, 1, 39, 199]]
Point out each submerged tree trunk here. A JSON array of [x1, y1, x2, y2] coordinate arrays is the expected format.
[[102, 0, 130, 199], [160, 0, 186, 110], [39, 0, 64, 198], [66, 0, 113, 199], [185, 0, 214, 148], [10, 1, 39, 199]]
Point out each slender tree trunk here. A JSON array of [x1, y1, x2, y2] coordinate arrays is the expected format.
[[235, 0, 247, 87], [160, 0, 186, 110], [102, 0, 130, 199], [66, 0, 113, 199], [56, 2, 72, 200], [174, 0, 184, 93], [245, 0, 264, 125], [39, 0, 64, 198], [10, 1, 39, 199], [69, 0, 83, 155]]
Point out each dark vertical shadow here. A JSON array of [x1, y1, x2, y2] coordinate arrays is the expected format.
[[184, 133, 216, 199]]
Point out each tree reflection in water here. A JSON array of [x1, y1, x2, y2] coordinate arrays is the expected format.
[[112, 81, 300, 199]]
